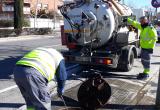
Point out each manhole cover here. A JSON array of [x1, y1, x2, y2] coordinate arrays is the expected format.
[[77, 74, 111, 110]]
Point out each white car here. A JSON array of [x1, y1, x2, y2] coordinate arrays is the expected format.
[[156, 26, 160, 41]]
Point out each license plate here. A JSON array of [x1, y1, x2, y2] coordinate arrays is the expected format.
[[75, 56, 91, 62]]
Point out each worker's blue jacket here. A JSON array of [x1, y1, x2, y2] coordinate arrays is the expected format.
[[16, 47, 67, 87]]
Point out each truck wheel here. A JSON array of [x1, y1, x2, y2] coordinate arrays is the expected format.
[[127, 50, 134, 71], [118, 50, 134, 72]]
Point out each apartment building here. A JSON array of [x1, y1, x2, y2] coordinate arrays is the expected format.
[[0, 0, 30, 19], [30, 0, 62, 12], [0, 0, 63, 20]]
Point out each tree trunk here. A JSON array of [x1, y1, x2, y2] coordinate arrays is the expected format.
[[14, 0, 24, 35]]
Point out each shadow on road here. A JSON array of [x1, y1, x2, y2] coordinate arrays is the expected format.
[[71, 66, 138, 80], [0, 103, 24, 108], [152, 62, 160, 65], [152, 55, 160, 57], [51, 95, 156, 110], [0, 56, 21, 79], [51, 95, 79, 107], [102, 104, 155, 110]]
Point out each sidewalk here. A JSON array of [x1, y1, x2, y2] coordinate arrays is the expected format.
[[51, 60, 160, 110], [0, 34, 55, 43]]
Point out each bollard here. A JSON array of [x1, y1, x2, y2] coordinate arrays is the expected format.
[[156, 67, 160, 109]]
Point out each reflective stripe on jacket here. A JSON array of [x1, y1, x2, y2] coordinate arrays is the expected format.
[[127, 18, 157, 49], [16, 47, 64, 81]]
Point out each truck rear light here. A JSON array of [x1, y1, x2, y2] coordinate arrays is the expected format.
[[104, 59, 112, 65], [96, 58, 112, 65]]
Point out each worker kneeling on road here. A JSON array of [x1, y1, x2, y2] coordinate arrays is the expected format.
[[13, 47, 67, 110], [124, 16, 157, 80]]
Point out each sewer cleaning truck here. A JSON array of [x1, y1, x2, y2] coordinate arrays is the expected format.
[[59, 0, 140, 71]]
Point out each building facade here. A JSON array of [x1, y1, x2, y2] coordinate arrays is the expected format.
[[0, 0, 63, 20], [30, 0, 62, 12]]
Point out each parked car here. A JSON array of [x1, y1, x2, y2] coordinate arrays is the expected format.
[[156, 26, 160, 41]]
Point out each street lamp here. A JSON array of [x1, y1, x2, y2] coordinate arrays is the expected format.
[[53, 0, 56, 29], [34, 0, 39, 28]]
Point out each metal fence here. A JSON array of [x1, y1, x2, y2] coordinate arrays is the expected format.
[[29, 14, 63, 30]]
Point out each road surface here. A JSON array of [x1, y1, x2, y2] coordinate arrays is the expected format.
[[0, 34, 67, 110], [0, 35, 160, 110]]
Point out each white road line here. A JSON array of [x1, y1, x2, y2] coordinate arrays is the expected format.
[[44, 44, 62, 47], [0, 85, 17, 94]]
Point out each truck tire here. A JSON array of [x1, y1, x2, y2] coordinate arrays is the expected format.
[[117, 49, 134, 72]]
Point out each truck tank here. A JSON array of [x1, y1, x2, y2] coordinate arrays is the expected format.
[[60, 0, 133, 49]]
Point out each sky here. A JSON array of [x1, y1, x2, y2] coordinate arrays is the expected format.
[[123, 0, 153, 9], [121, 0, 159, 12]]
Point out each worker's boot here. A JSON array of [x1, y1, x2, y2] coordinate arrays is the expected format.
[[137, 73, 149, 80]]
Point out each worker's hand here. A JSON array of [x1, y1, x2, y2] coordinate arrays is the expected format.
[[123, 17, 128, 23], [57, 88, 64, 98], [57, 92, 63, 99]]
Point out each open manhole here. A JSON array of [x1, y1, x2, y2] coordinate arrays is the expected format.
[[77, 74, 111, 110]]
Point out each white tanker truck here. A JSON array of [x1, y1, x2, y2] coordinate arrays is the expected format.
[[59, 0, 140, 71]]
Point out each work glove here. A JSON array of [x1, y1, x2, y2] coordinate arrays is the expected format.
[[122, 17, 128, 23]]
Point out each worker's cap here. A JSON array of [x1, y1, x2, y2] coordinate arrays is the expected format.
[[140, 16, 148, 20], [139, 16, 149, 23]]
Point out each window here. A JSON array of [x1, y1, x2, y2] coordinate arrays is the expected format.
[[2, 5, 14, 12], [43, 4, 48, 10], [23, 7, 30, 14], [37, 3, 42, 9]]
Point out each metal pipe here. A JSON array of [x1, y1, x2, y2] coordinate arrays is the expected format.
[[53, 0, 56, 29], [61, 95, 68, 110], [34, 0, 38, 28], [110, 0, 125, 15]]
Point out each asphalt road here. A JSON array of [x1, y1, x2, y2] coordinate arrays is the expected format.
[[51, 43, 160, 110], [0, 35, 159, 110], [0, 34, 68, 110]]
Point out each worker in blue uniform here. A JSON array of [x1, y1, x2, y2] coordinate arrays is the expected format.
[[13, 47, 67, 110]]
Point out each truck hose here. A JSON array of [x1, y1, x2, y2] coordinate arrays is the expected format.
[[108, 0, 125, 15]]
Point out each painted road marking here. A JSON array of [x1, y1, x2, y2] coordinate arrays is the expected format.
[[44, 44, 62, 47], [0, 85, 17, 94], [0, 45, 62, 94]]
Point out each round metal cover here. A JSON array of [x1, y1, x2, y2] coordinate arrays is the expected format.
[[77, 76, 111, 110]]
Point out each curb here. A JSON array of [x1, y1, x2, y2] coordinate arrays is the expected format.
[[0, 35, 54, 43]]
